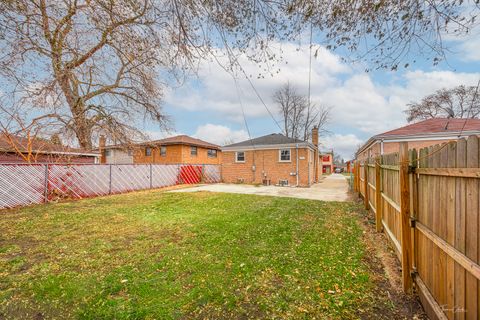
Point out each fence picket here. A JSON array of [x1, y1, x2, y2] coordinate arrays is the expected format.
[[354, 135, 480, 319]]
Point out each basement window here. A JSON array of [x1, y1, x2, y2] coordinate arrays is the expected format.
[[279, 149, 291, 162], [236, 151, 245, 163]]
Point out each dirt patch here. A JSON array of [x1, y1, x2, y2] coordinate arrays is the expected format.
[[354, 200, 427, 319]]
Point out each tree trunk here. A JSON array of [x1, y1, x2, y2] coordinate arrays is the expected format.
[[56, 70, 93, 149]]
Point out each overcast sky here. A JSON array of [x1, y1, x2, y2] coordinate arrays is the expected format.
[[146, 31, 480, 159]]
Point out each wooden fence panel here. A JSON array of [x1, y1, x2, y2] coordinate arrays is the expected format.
[[380, 152, 402, 260], [354, 135, 480, 320]]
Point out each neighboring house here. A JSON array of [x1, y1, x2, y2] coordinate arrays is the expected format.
[[221, 128, 320, 187], [319, 151, 334, 174], [0, 134, 99, 164], [100, 135, 222, 165], [356, 118, 480, 160]]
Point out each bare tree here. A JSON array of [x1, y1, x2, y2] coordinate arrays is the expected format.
[[273, 82, 330, 141], [405, 85, 480, 122], [0, 0, 189, 149], [1, 0, 477, 151]]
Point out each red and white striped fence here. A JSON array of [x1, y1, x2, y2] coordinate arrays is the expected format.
[[0, 163, 221, 209]]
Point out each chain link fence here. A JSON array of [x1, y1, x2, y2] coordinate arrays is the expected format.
[[0, 163, 221, 209]]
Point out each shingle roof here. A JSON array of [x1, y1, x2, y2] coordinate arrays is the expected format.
[[224, 133, 305, 148], [376, 118, 480, 138], [141, 135, 220, 150], [0, 134, 98, 156]]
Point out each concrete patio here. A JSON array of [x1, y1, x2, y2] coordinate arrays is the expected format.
[[171, 174, 351, 201]]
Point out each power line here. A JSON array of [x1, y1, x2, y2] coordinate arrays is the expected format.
[[236, 65, 284, 132], [308, 22, 313, 108]]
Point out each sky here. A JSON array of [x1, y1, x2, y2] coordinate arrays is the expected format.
[[147, 30, 480, 160]]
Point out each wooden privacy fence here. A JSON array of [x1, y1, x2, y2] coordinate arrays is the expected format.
[[353, 136, 480, 320]]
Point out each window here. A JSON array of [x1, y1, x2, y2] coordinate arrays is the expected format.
[[105, 149, 111, 156], [127, 149, 133, 156], [160, 146, 167, 156], [145, 147, 152, 156], [207, 149, 217, 158], [191, 146, 197, 156], [279, 149, 291, 162], [236, 151, 245, 162]]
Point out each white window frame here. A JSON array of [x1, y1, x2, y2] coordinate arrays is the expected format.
[[207, 149, 217, 158], [190, 146, 198, 156], [160, 146, 167, 157], [279, 148, 291, 162], [235, 151, 245, 163]]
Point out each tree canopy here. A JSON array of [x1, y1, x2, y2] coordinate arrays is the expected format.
[[405, 85, 480, 122], [1, 0, 478, 148]]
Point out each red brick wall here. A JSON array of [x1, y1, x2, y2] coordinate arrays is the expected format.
[[221, 147, 315, 187]]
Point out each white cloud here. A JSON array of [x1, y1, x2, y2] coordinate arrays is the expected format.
[[164, 41, 480, 158], [444, 30, 480, 62], [193, 123, 249, 146], [165, 41, 350, 123], [321, 134, 363, 160], [143, 130, 184, 140]]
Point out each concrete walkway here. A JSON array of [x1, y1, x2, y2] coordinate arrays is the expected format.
[[170, 174, 351, 202]]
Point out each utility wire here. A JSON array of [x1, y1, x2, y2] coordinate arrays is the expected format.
[[308, 22, 313, 109]]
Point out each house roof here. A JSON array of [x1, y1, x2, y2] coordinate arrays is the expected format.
[[0, 134, 99, 156], [223, 133, 314, 150], [357, 118, 480, 155], [105, 135, 220, 150], [376, 118, 480, 138]]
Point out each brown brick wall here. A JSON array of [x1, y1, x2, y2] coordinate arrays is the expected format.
[[133, 144, 221, 164], [221, 147, 315, 187]]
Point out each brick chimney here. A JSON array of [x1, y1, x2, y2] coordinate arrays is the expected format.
[[312, 126, 319, 147], [99, 135, 106, 164]]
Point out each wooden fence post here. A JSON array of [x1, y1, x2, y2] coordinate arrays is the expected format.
[[364, 161, 369, 210], [375, 156, 383, 232], [400, 142, 413, 293]]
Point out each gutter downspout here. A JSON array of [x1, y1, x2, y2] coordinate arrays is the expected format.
[[296, 144, 299, 187], [380, 139, 384, 155]]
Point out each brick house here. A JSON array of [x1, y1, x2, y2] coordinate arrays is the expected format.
[[319, 151, 334, 174], [0, 134, 99, 164], [221, 128, 320, 187], [100, 135, 221, 165], [356, 118, 480, 160]]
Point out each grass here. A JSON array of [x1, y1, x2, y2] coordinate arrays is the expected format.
[[1, 190, 393, 319]]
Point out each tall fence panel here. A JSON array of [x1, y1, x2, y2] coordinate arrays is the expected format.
[[0, 163, 221, 210], [353, 135, 480, 320], [0, 164, 45, 208]]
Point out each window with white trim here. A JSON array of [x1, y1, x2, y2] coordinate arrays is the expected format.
[[236, 151, 245, 162], [207, 149, 217, 158], [160, 146, 167, 156], [279, 149, 291, 162], [191, 146, 198, 156]]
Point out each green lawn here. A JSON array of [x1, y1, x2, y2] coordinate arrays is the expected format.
[[1, 190, 393, 319]]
